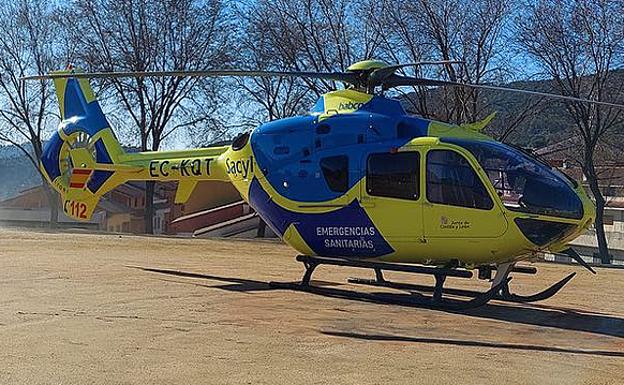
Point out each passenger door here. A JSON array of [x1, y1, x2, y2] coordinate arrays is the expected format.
[[360, 150, 424, 242], [422, 147, 507, 239]]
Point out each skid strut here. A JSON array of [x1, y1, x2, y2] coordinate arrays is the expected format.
[[350, 261, 577, 304], [492, 262, 577, 303], [269, 255, 507, 310]]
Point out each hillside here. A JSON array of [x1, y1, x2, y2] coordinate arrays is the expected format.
[[400, 70, 624, 148], [0, 144, 41, 200]]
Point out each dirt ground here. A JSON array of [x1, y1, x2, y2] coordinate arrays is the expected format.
[[0, 228, 623, 385]]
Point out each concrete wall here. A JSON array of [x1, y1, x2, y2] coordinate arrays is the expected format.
[[106, 212, 132, 233], [544, 207, 624, 266], [0, 207, 104, 229], [169, 201, 250, 234], [181, 181, 241, 214]]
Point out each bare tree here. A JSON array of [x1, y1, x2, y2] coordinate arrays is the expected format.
[[368, 0, 433, 116], [482, 88, 547, 144], [235, 1, 314, 123], [66, 0, 233, 233], [516, 0, 624, 263], [239, 0, 382, 100], [373, 0, 514, 124], [0, 0, 67, 227]]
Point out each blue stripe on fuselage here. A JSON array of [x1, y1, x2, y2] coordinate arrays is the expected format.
[[249, 178, 394, 258]]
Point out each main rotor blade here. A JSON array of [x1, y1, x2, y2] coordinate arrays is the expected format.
[[369, 60, 464, 85], [385, 75, 624, 109], [21, 69, 359, 84]]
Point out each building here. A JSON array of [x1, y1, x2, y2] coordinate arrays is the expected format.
[[536, 139, 624, 265], [166, 181, 276, 238], [100, 182, 173, 234], [0, 182, 172, 234], [0, 179, 274, 238], [0, 185, 103, 229]]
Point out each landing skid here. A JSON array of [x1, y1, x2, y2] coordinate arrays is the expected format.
[[498, 272, 576, 302], [348, 272, 576, 304], [269, 255, 510, 310]]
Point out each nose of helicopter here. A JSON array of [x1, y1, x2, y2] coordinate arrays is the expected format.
[[510, 179, 596, 253], [574, 184, 597, 236], [547, 184, 596, 252]]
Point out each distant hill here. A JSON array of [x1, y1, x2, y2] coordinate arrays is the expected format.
[[0, 143, 31, 160], [0, 149, 41, 200], [400, 70, 624, 148]]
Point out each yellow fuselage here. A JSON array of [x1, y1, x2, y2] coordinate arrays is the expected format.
[[42, 79, 594, 267]]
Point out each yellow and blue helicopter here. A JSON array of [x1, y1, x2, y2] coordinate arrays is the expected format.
[[24, 60, 624, 309]]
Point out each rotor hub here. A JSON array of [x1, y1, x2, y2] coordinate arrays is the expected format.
[[346, 60, 388, 72]]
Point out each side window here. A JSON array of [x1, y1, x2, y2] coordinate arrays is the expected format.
[[426, 150, 493, 210], [367, 152, 419, 200], [320, 155, 349, 192]]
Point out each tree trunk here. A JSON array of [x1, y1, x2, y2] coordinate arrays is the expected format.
[[49, 193, 59, 229], [144, 181, 155, 234], [257, 219, 266, 238], [40, 177, 59, 229], [584, 149, 610, 264], [586, 175, 611, 264]]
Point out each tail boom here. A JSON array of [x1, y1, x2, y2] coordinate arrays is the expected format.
[[41, 70, 232, 222]]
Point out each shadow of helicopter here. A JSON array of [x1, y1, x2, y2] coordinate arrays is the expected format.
[[126, 266, 274, 293], [319, 330, 624, 358], [281, 282, 624, 340], [128, 266, 624, 344]]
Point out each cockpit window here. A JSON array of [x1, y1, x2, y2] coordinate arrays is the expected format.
[[442, 138, 583, 219], [426, 150, 494, 210]]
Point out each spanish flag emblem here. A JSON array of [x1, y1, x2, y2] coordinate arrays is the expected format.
[[69, 168, 93, 189]]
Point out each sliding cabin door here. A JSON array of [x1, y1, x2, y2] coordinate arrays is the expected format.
[[359, 150, 424, 243], [422, 147, 507, 240]]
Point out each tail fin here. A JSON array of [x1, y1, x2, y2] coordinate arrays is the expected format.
[[41, 70, 129, 220], [41, 70, 231, 222]]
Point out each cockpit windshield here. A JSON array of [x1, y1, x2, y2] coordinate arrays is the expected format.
[[442, 138, 584, 219]]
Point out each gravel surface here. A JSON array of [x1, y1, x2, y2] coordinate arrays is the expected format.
[[0, 228, 622, 385]]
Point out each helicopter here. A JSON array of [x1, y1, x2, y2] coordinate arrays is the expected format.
[[23, 60, 624, 309]]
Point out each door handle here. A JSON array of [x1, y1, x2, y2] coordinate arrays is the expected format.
[[359, 196, 375, 208]]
